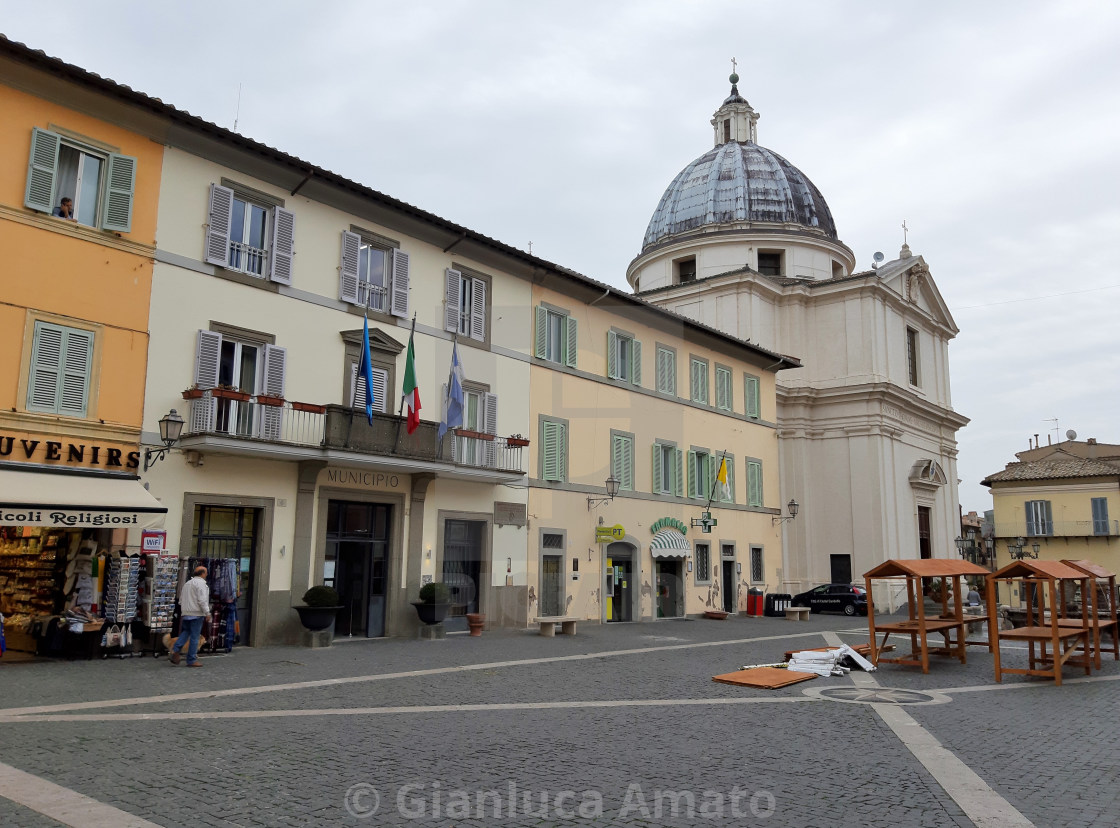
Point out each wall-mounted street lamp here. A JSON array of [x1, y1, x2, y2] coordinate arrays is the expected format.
[[954, 528, 991, 565], [772, 498, 800, 525], [587, 475, 620, 511], [1007, 536, 1041, 560], [143, 409, 185, 471]]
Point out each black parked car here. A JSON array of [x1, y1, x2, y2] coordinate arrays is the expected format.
[[791, 584, 868, 616]]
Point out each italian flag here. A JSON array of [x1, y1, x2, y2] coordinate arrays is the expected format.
[[401, 330, 421, 434]]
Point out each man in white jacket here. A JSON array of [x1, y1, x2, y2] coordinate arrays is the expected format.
[[170, 566, 210, 667]]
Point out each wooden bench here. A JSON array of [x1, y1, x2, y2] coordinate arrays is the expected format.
[[785, 606, 811, 621], [533, 616, 578, 636]]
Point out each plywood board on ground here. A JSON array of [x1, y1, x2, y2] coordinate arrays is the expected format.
[[712, 667, 816, 689]]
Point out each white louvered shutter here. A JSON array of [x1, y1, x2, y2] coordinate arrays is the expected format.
[[269, 207, 295, 285], [482, 392, 498, 467], [259, 345, 287, 440], [27, 323, 63, 413], [631, 340, 642, 386], [59, 330, 93, 417], [371, 367, 388, 414], [101, 153, 136, 233], [652, 444, 663, 493], [607, 331, 618, 379], [350, 363, 364, 408], [534, 306, 548, 358], [24, 128, 60, 214], [470, 278, 486, 341], [204, 184, 234, 266], [564, 317, 578, 368], [339, 231, 361, 304], [389, 249, 410, 318], [445, 269, 462, 332], [191, 330, 222, 433]]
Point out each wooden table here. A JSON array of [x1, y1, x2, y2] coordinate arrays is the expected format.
[[994, 625, 1090, 686], [871, 617, 966, 673]]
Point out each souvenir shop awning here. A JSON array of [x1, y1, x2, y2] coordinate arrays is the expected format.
[[0, 469, 167, 529], [650, 528, 690, 558]]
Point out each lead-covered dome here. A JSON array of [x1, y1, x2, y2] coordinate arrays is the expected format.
[[641, 77, 837, 252]]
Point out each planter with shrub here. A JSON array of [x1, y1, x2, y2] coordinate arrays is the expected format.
[[294, 585, 342, 632], [412, 582, 452, 626]]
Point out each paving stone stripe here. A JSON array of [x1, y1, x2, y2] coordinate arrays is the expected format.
[[0, 760, 163, 828]]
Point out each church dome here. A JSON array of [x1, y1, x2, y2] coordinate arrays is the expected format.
[[641, 78, 837, 251]]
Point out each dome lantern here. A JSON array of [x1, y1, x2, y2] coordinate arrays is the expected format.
[[711, 73, 759, 146]]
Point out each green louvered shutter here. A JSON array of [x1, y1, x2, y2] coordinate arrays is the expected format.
[[673, 448, 684, 497], [541, 421, 558, 480], [607, 331, 618, 379], [745, 374, 760, 418], [747, 460, 763, 507], [534, 306, 548, 358], [28, 322, 92, 417], [25, 128, 60, 214], [565, 317, 578, 368], [652, 443, 663, 493], [101, 153, 136, 232], [716, 367, 731, 411], [687, 450, 697, 498], [611, 434, 633, 491], [631, 340, 642, 386]]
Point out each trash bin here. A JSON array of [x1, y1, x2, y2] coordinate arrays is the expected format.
[[764, 593, 792, 617], [747, 587, 764, 616]]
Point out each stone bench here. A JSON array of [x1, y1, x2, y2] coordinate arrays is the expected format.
[[533, 616, 578, 636], [785, 606, 811, 622]]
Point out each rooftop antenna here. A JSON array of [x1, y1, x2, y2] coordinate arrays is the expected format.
[[1044, 417, 1059, 445], [233, 83, 243, 132], [528, 240, 533, 255], [1066, 429, 1078, 442], [871, 251, 885, 270]]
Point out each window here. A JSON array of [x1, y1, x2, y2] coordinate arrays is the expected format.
[[906, 327, 920, 387], [1092, 497, 1110, 536], [676, 257, 697, 284], [690, 357, 709, 404], [723, 119, 731, 143], [607, 331, 642, 385], [339, 229, 410, 317], [539, 417, 569, 482], [656, 346, 677, 396], [688, 449, 712, 500], [24, 127, 136, 232], [744, 373, 761, 419], [455, 387, 498, 467], [715, 366, 733, 411], [694, 543, 711, 583], [534, 306, 577, 368], [713, 454, 735, 503], [750, 546, 764, 583], [757, 250, 783, 276], [746, 458, 763, 507], [611, 431, 634, 491], [1025, 500, 1053, 536], [190, 328, 286, 440], [444, 267, 489, 342], [652, 441, 683, 496], [27, 321, 94, 417], [204, 183, 295, 286]]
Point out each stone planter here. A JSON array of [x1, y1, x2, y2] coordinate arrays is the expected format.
[[412, 601, 452, 626], [294, 605, 341, 632]]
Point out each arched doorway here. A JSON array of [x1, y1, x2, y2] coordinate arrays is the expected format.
[[605, 540, 638, 622]]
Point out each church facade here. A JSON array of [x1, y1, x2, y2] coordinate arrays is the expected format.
[[628, 76, 969, 593]]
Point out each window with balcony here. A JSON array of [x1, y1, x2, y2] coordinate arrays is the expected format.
[[1025, 500, 1053, 536], [204, 182, 295, 285], [191, 327, 285, 440], [339, 228, 410, 317], [454, 386, 498, 467], [24, 127, 135, 232]]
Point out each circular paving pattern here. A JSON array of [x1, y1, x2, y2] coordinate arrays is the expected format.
[[803, 686, 951, 706]]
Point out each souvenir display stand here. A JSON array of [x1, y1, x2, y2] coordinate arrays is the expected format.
[[138, 552, 179, 657], [986, 560, 1092, 686], [1060, 559, 1119, 669], [863, 559, 992, 674], [100, 553, 141, 658]]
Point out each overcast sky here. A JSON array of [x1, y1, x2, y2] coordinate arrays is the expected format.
[[4, 1, 1119, 513]]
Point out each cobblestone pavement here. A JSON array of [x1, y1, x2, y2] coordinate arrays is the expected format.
[[0, 613, 1116, 827]]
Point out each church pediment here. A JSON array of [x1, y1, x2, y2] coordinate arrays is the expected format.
[[876, 253, 957, 334], [909, 459, 948, 491], [339, 327, 405, 355]]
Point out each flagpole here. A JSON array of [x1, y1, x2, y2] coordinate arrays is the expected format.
[[345, 283, 372, 449], [705, 449, 730, 511], [437, 332, 458, 455], [394, 312, 418, 448]]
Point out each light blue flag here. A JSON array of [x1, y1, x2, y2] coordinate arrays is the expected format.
[[439, 342, 465, 439], [356, 315, 375, 425]]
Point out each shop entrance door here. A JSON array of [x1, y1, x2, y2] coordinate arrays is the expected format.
[[606, 544, 634, 622], [654, 559, 683, 618], [324, 501, 391, 637], [722, 560, 737, 613], [443, 520, 484, 632], [540, 554, 563, 617], [193, 506, 258, 644]]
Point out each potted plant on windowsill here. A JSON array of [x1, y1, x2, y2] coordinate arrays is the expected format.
[[211, 386, 251, 403], [455, 429, 494, 441], [506, 434, 530, 447], [290, 401, 327, 414], [412, 582, 452, 626], [182, 387, 205, 400], [294, 585, 343, 632], [255, 394, 285, 407]]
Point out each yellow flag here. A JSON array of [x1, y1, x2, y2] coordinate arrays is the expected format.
[[716, 456, 730, 500]]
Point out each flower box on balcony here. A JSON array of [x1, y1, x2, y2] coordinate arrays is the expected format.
[[211, 387, 251, 403], [291, 401, 327, 414], [182, 388, 204, 400], [455, 429, 494, 441], [507, 437, 530, 447], [255, 395, 285, 407]]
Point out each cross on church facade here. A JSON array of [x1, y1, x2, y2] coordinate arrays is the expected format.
[[731, 57, 737, 74], [902, 220, 909, 245]]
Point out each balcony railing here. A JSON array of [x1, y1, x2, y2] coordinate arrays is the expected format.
[[993, 520, 1120, 538], [183, 392, 325, 446]]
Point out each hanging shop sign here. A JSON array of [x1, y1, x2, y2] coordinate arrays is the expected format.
[[595, 523, 626, 543], [649, 517, 688, 536]]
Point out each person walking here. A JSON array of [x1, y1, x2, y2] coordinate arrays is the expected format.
[[171, 566, 210, 667]]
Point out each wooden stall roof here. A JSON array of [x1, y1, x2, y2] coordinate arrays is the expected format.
[[989, 559, 1087, 580], [1062, 559, 1116, 579], [863, 559, 990, 579]]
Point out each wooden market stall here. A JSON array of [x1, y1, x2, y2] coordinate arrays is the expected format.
[[987, 560, 1092, 686], [1060, 559, 1119, 669], [864, 559, 991, 674]]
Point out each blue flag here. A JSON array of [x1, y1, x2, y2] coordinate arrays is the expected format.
[[438, 342, 465, 439], [356, 315, 375, 425]]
